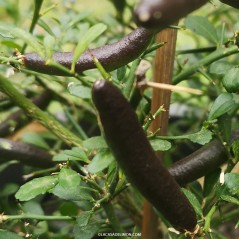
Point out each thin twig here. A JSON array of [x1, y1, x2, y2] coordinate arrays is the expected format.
[[139, 81, 203, 95]]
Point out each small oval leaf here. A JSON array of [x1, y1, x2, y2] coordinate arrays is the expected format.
[[185, 16, 218, 44], [150, 139, 171, 151], [209, 61, 233, 75], [87, 150, 114, 174], [222, 66, 239, 93], [15, 176, 58, 201], [208, 93, 236, 120], [68, 83, 91, 99], [83, 136, 107, 151], [53, 147, 89, 163], [187, 127, 213, 145], [59, 168, 81, 188]]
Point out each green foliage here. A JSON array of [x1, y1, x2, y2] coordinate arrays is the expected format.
[[71, 23, 107, 72], [74, 213, 102, 239], [222, 66, 239, 93], [15, 176, 58, 201], [83, 136, 108, 150], [0, 230, 23, 239], [87, 150, 115, 174], [52, 184, 94, 202], [222, 173, 239, 197], [184, 15, 218, 44], [58, 167, 81, 188], [156, 127, 213, 145], [203, 168, 221, 197], [209, 61, 233, 75], [116, 66, 127, 81], [182, 188, 203, 218], [218, 173, 239, 206], [232, 139, 239, 162], [0, 26, 45, 57], [52, 147, 89, 162], [68, 83, 91, 99], [150, 139, 172, 151], [208, 93, 236, 120], [21, 132, 50, 150]]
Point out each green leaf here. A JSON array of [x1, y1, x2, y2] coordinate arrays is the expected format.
[[232, 139, 239, 162], [184, 16, 218, 44], [0, 230, 24, 239], [157, 127, 213, 145], [21, 132, 50, 150], [58, 167, 81, 189], [0, 29, 14, 39], [53, 147, 89, 163], [87, 150, 114, 174], [68, 12, 91, 28], [0, 161, 18, 174], [68, 83, 91, 99], [222, 66, 239, 93], [77, 211, 92, 227], [71, 23, 107, 72], [187, 127, 213, 145], [74, 215, 101, 239], [217, 114, 232, 143], [208, 93, 236, 120], [182, 188, 203, 218], [0, 183, 18, 197], [83, 136, 107, 151], [38, 19, 55, 37], [1, 40, 21, 49], [15, 176, 58, 201], [117, 66, 127, 81], [150, 139, 171, 151], [220, 195, 239, 205], [52, 184, 93, 201], [0, 26, 45, 58], [34, 221, 48, 236], [209, 61, 233, 75], [223, 173, 239, 196], [43, 35, 55, 59], [22, 201, 44, 215], [203, 168, 221, 197], [60, 201, 79, 216]]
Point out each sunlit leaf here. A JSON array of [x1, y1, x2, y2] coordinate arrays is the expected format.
[[71, 23, 107, 72], [185, 16, 218, 43], [150, 139, 171, 151]]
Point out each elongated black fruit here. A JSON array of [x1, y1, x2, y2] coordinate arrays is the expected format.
[[169, 129, 239, 185], [0, 90, 52, 137], [169, 140, 227, 185], [220, 0, 239, 8], [92, 79, 197, 232], [134, 0, 207, 30], [0, 138, 54, 168], [23, 28, 153, 76]]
